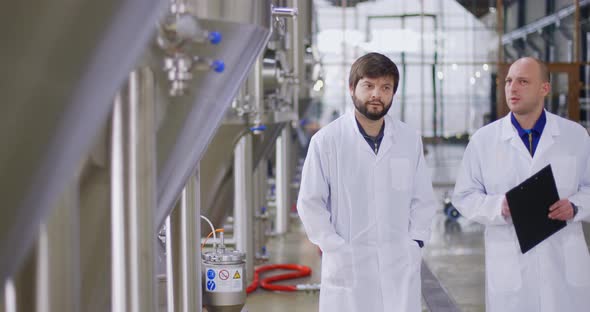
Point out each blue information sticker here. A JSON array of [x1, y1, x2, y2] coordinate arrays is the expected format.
[[207, 269, 215, 280], [206, 280, 216, 291]]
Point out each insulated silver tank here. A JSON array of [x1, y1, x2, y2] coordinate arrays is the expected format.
[[202, 245, 246, 312]]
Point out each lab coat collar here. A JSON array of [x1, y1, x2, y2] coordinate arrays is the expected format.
[[500, 110, 559, 141], [348, 110, 396, 157], [532, 111, 560, 160], [501, 110, 560, 161], [348, 110, 395, 138]]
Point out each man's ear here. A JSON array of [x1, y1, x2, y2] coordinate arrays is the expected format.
[[541, 81, 550, 97], [349, 84, 354, 97]]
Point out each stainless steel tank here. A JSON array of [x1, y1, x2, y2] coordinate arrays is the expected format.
[[202, 242, 246, 312]]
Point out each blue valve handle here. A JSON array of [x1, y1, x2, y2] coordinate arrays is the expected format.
[[250, 125, 267, 132], [208, 31, 222, 44], [211, 59, 225, 73]]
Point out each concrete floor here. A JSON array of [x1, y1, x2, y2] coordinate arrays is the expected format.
[[244, 225, 321, 312], [243, 143, 590, 312]]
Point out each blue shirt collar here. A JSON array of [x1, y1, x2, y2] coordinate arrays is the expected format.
[[355, 117, 385, 141], [510, 110, 546, 137]]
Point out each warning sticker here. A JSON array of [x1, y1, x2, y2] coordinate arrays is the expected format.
[[206, 280, 216, 291], [219, 269, 230, 280], [207, 269, 215, 280], [205, 267, 243, 293]]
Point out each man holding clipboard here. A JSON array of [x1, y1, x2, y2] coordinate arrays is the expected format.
[[453, 57, 590, 312]]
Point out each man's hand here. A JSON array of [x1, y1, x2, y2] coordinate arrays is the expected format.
[[501, 197, 511, 217], [548, 199, 575, 221]]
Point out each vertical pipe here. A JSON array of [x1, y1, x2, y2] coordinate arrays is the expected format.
[[497, 0, 504, 62], [433, 14, 439, 138], [420, 0, 425, 134], [165, 216, 175, 312], [568, 40, 574, 63], [586, 32, 590, 125], [253, 164, 265, 259], [36, 183, 81, 312], [573, 0, 581, 64], [437, 0, 445, 134], [3, 279, 15, 312], [166, 171, 201, 312], [234, 134, 255, 283], [111, 68, 157, 312], [401, 16, 407, 122], [292, 0, 300, 117], [354, 4, 359, 59], [432, 65, 438, 138], [341, 0, 347, 114], [275, 125, 291, 235]]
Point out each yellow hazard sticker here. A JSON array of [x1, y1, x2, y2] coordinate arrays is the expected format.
[[233, 271, 241, 279]]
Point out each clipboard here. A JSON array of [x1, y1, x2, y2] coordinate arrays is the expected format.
[[505, 164, 566, 254]]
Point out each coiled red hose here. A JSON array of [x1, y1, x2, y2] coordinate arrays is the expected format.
[[246, 264, 312, 293]]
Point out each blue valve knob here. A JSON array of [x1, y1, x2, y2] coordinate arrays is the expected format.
[[250, 125, 267, 132], [211, 60, 225, 73], [208, 31, 222, 44]]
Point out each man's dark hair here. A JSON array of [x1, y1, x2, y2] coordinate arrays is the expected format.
[[349, 52, 400, 93]]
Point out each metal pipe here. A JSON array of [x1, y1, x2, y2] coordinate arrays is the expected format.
[[470, 0, 475, 132], [233, 134, 255, 283], [3, 279, 15, 312], [575, 0, 581, 63], [275, 125, 290, 235], [253, 159, 270, 260], [432, 65, 437, 138], [568, 40, 574, 63], [341, 0, 347, 115], [110, 68, 157, 312], [438, 0, 444, 135], [166, 171, 201, 312], [420, 0, 425, 135], [432, 12, 439, 138], [36, 183, 81, 312], [498, 0, 504, 62], [292, 0, 300, 118], [253, 162, 264, 258], [502, 0, 590, 45], [586, 32, 590, 125], [272, 7, 298, 17], [401, 16, 406, 122]]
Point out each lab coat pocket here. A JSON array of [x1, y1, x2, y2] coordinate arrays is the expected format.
[[390, 158, 411, 191], [552, 156, 577, 194], [487, 242, 522, 292], [563, 236, 590, 287], [321, 245, 355, 288]]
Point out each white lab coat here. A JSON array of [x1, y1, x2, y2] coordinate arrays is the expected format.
[[298, 111, 436, 312], [453, 111, 590, 312]]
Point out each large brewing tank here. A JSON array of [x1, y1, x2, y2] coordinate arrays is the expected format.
[[202, 236, 247, 312]]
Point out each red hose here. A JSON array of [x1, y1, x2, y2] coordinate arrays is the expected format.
[[246, 264, 312, 294]]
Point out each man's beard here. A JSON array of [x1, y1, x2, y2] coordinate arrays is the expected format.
[[352, 95, 392, 121]]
